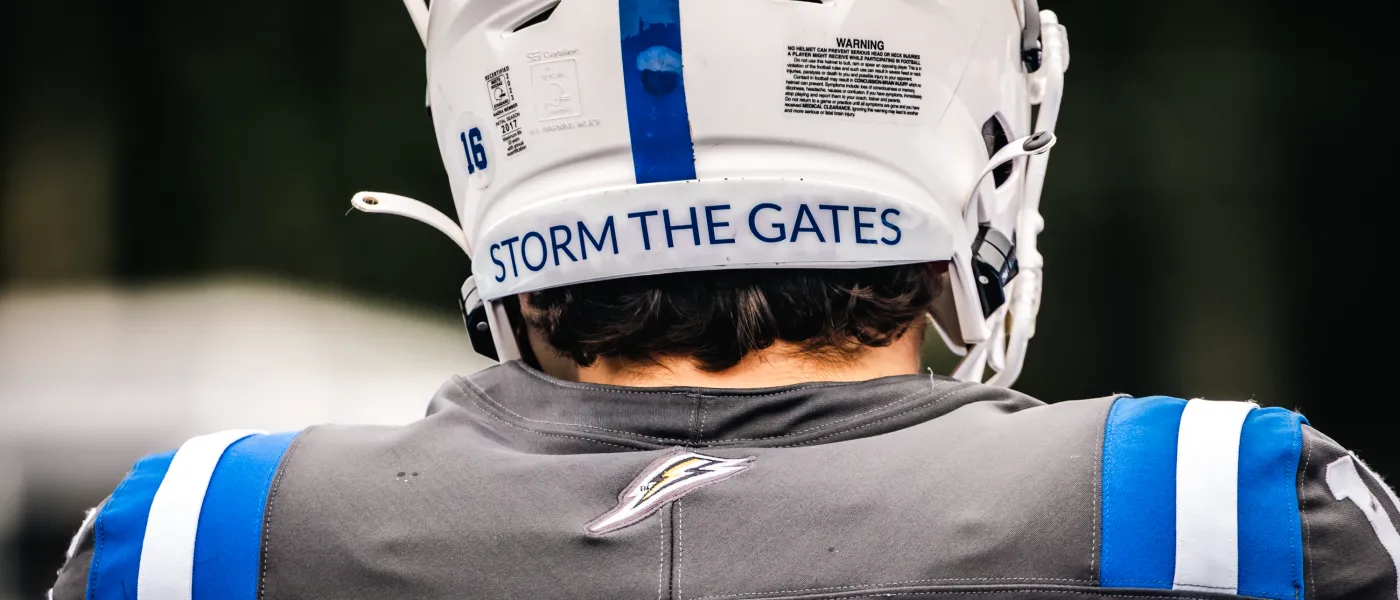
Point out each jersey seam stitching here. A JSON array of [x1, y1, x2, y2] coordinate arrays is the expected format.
[[459, 374, 946, 445], [688, 578, 1104, 600], [677, 499, 686, 600], [698, 397, 709, 439], [1171, 582, 1240, 590], [1290, 417, 1302, 600], [455, 377, 643, 449], [688, 395, 700, 444], [1301, 426, 1316, 600], [657, 506, 667, 600], [777, 385, 981, 447], [88, 465, 139, 599], [259, 430, 306, 600], [1092, 396, 1118, 583], [820, 593, 1225, 600], [694, 387, 938, 443]]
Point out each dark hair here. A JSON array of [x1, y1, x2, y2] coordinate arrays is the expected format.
[[521, 263, 945, 372]]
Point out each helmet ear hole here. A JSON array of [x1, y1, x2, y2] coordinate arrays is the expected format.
[[512, 1, 560, 33], [982, 115, 1013, 188]]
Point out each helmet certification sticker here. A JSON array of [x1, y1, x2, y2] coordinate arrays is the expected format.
[[532, 59, 583, 121], [784, 38, 924, 121], [484, 66, 529, 157], [523, 49, 604, 137], [585, 449, 755, 535]]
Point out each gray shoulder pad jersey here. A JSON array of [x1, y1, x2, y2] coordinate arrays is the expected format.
[[52, 362, 1400, 600]]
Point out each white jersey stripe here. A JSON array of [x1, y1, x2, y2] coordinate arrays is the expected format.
[[137, 430, 262, 600], [1172, 399, 1255, 594]]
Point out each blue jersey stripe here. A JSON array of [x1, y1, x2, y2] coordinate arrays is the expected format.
[[193, 431, 299, 600], [1100, 396, 1186, 589], [618, 0, 697, 183], [1237, 407, 1308, 600], [88, 449, 176, 600]]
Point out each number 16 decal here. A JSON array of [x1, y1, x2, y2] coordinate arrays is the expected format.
[[460, 127, 489, 174]]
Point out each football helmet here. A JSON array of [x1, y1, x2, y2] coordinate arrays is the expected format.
[[354, 0, 1069, 386]]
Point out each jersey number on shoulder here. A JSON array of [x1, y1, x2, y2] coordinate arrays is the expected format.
[[1326, 455, 1400, 596]]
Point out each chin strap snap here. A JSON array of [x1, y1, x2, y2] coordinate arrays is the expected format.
[[459, 277, 499, 361], [350, 191, 470, 254]]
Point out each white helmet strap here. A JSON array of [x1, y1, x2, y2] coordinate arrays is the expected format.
[[958, 10, 1069, 386]]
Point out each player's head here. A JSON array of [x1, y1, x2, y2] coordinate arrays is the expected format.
[[353, 0, 1069, 385]]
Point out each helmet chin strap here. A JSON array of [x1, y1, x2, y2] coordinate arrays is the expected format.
[[951, 9, 1068, 387], [402, 0, 429, 46], [400, 0, 430, 104], [950, 304, 1009, 382], [350, 192, 469, 253], [935, 130, 1054, 371]]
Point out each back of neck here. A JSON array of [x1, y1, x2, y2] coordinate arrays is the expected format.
[[569, 338, 923, 389]]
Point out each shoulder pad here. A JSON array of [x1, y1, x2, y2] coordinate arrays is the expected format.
[[86, 430, 300, 600], [1099, 396, 1307, 600]]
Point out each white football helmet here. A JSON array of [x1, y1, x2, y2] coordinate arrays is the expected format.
[[354, 0, 1069, 386]]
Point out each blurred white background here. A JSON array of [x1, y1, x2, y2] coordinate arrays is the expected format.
[[0, 278, 493, 596]]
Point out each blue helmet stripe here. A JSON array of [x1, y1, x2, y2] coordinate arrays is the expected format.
[[618, 0, 697, 183]]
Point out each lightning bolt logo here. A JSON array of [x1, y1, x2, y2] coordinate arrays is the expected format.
[[585, 449, 754, 535]]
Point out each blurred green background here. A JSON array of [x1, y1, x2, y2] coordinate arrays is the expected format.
[[0, 0, 1391, 595]]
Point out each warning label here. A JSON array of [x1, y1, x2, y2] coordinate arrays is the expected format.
[[783, 39, 923, 119], [485, 66, 528, 157]]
